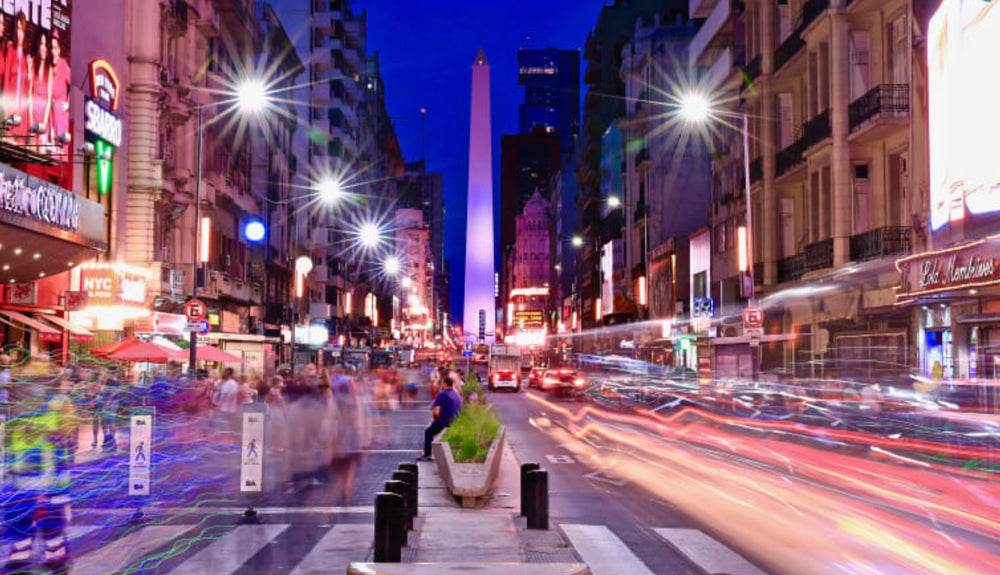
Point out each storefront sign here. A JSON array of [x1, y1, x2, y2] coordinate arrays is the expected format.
[[135, 312, 186, 335], [128, 409, 154, 496], [513, 310, 544, 328], [239, 405, 265, 492], [65, 291, 88, 311], [8, 283, 36, 305], [0, 168, 80, 231], [78, 264, 149, 307], [84, 98, 122, 147], [897, 237, 1000, 298]]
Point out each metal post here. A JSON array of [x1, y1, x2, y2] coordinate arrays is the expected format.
[[398, 463, 418, 513], [383, 480, 410, 546], [374, 492, 403, 562], [520, 462, 540, 516], [742, 113, 756, 305], [392, 470, 416, 529], [527, 469, 548, 530], [189, 106, 204, 373]]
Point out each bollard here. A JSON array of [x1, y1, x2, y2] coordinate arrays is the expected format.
[[398, 463, 419, 514], [374, 492, 404, 562], [520, 463, 540, 517], [392, 470, 417, 528], [384, 480, 410, 546], [526, 469, 549, 530]]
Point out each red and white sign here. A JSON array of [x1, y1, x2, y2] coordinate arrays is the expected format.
[[742, 306, 764, 328], [9, 283, 37, 305], [65, 291, 89, 311], [79, 266, 148, 307], [89, 59, 120, 111], [184, 299, 207, 321], [135, 312, 187, 335]]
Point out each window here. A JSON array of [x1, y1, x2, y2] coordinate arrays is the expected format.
[[887, 13, 909, 85], [849, 31, 870, 101]]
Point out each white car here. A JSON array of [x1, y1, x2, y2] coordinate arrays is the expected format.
[[489, 369, 521, 392]]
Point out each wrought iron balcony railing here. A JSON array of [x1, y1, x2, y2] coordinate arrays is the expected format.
[[804, 238, 834, 272], [849, 84, 910, 132], [778, 253, 806, 283], [849, 226, 912, 262]]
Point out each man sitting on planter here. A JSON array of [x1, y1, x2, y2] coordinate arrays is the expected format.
[[417, 372, 462, 461]]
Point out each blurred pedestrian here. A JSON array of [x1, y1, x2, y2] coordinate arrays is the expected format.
[[0, 354, 13, 403], [97, 368, 123, 450], [238, 374, 255, 404], [333, 376, 365, 505], [417, 374, 462, 461], [214, 367, 240, 434]]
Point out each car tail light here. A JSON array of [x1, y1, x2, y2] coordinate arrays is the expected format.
[[574, 378, 585, 387], [544, 377, 558, 386]]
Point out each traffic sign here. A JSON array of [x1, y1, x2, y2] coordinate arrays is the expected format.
[[743, 327, 764, 337], [742, 306, 764, 328], [197, 320, 210, 336], [184, 299, 207, 321]]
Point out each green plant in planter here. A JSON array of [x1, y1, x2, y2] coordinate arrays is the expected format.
[[461, 368, 484, 403], [441, 402, 500, 462]]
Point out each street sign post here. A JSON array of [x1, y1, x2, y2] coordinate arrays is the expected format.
[[462, 343, 473, 358], [240, 405, 265, 493], [184, 299, 207, 321], [742, 306, 764, 328]]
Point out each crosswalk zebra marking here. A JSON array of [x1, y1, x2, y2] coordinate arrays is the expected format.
[[560, 524, 654, 575], [653, 528, 769, 575], [169, 524, 290, 575], [71, 524, 197, 575], [290, 523, 372, 575]]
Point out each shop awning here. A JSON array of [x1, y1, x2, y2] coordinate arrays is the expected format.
[[38, 315, 95, 344], [0, 309, 61, 342]]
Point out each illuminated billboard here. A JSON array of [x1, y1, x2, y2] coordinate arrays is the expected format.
[[928, 0, 1000, 231], [0, 2, 73, 158]]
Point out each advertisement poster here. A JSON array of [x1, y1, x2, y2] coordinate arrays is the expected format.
[[239, 406, 265, 493], [128, 410, 153, 496], [928, 0, 1000, 231], [0, 1, 73, 157]]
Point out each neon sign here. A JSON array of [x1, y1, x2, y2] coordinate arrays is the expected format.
[[89, 59, 120, 111], [897, 235, 1000, 298]]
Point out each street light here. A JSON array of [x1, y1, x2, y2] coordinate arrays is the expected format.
[[571, 235, 584, 248], [317, 178, 344, 204], [680, 91, 754, 304], [383, 255, 402, 276], [189, 78, 272, 373], [358, 222, 383, 249]]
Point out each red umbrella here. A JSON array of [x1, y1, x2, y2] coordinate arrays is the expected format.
[[91, 336, 143, 358], [194, 346, 245, 363], [109, 341, 184, 363]]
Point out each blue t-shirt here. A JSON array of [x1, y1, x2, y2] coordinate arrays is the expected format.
[[432, 388, 462, 426]]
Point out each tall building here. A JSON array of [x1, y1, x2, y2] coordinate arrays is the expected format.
[[498, 130, 560, 310], [514, 190, 552, 290], [576, 0, 684, 328], [518, 48, 580, 152], [463, 48, 496, 344], [397, 159, 445, 335]]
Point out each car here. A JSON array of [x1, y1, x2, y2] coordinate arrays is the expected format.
[[473, 352, 488, 364], [489, 369, 521, 392], [539, 369, 587, 394], [528, 367, 548, 388]]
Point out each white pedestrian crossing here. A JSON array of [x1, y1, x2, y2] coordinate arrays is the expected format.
[[290, 523, 372, 575], [560, 524, 655, 575], [72, 524, 197, 575], [653, 528, 769, 575], [169, 524, 290, 575]]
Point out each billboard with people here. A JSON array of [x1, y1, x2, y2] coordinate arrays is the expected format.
[[0, 2, 72, 158]]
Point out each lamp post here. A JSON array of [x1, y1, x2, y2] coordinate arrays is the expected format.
[[292, 255, 314, 368], [188, 79, 274, 373], [678, 93, 755, 305]]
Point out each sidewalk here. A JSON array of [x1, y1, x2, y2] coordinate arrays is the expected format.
[[349, 435, 589, 574]]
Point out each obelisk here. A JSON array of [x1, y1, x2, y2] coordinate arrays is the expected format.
[[463, 48, 496, 344]]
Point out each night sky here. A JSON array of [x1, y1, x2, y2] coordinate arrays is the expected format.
[[273, 0, 607, 324]]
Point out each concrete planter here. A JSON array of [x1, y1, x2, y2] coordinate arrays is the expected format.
[[432, 425, 506, 508]]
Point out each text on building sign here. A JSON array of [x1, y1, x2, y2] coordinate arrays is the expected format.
[[0, 172, 79, 231]]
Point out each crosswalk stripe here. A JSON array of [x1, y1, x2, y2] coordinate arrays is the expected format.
[[169, 524, 290, 575], [290, 523, 372, 575], [561, 524, 654, 575], [653, 528, 769, 575], [71, 525, 197, 575]]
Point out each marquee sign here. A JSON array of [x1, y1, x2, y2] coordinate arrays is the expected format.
[[897, 236, 1000, 298], [0, 168, 80, 231], [89, 59, 120, 111], [77, 264, 149, 307]]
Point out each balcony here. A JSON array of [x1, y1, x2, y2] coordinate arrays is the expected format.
[[776, 109, 830, 178], [804, 238, 834, 272], [774, 30, 805, 73], [849, 84, 910, 134], [849, 226, 912, 262], [799, 0, 830, 32], [778, 253, 806, 283], [689, 0, 740, 67], [739, 53, 762, 90]]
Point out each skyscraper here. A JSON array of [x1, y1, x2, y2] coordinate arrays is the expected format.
[[518, 48, 580, 152], [463, 49, 496, 344]]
